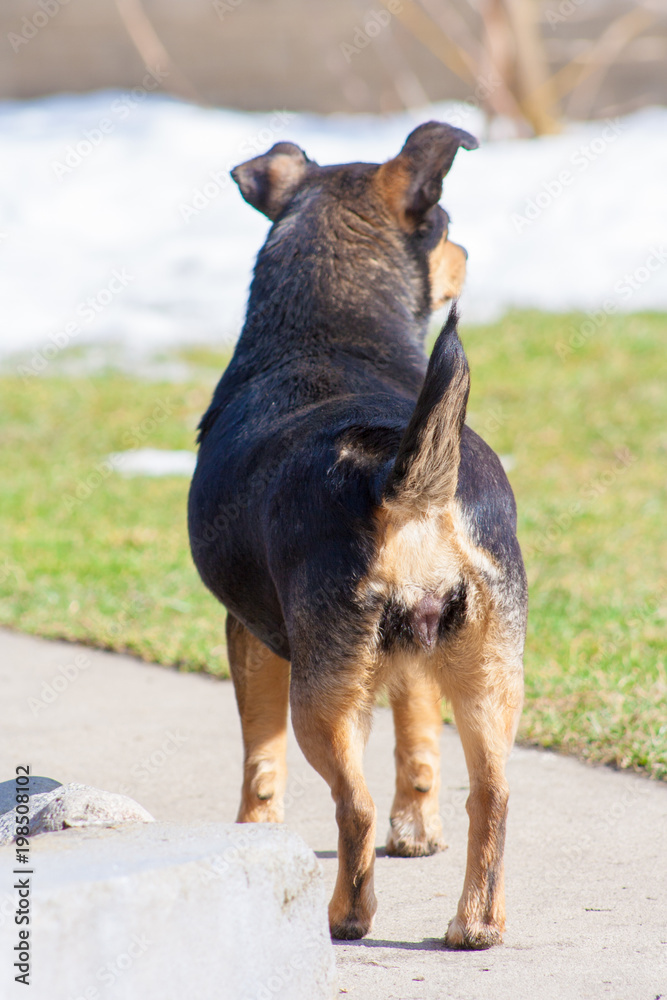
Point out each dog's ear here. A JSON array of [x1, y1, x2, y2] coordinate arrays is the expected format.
[[376, 122, 478, 229], [231, 142, 312, 220]]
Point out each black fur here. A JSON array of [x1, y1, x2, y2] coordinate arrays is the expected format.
[[188, 127, 526, 675]]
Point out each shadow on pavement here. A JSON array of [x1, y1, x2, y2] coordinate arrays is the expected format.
[[333, 937, 444, 951]]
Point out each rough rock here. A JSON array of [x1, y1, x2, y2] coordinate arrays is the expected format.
[[0, 777, 154, 844]]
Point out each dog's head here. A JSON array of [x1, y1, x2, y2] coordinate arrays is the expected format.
[[231, 122, 477, 317]]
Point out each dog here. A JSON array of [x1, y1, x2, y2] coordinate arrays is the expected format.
[[188, 122, 527, 949]]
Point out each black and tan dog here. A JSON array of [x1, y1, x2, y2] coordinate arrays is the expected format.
[[188, 122, 527, 949]]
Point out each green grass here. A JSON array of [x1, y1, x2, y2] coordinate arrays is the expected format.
[[1, 311, 665, 779]]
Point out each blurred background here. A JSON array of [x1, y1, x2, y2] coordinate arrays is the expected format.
[[1, 1, 666, 780], [2, 0, 667, 121], [2, 0, 667, 353]]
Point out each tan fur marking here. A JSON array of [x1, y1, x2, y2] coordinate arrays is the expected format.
[[444, 654, 522, 948], [386, 667, 446, 857], [374, 157, 414, 230], [366, 502, 499, 624], [429, 237, 468, 309], [226, 616, 290, 823], [290, 689, 378, 940]]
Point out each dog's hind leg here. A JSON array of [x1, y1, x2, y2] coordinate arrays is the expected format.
[[290, 674, 377, 940], [226, 613, 290, 823], [444, 651, 523, 949], [386, 666, 446, 857]]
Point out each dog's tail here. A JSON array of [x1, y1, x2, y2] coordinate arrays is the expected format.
[[383, 304, 469, 511]]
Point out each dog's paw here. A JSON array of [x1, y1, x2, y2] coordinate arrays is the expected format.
[[328, 873, 377, 941], [444, 915, 503, 950], [385, 815, 447, 858], [236, 799, 284, 823], [329, 915, 374, 941]]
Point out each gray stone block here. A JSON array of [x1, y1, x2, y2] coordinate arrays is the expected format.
[[0, 822, 337, 1000]]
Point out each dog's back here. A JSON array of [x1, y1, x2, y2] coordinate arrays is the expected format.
[[188, 126, 524, 661], [190, 301, 523, 664]]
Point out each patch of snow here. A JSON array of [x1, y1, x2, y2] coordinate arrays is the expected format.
[[109, 448, 197, 477], [1, 93, 666, 364]]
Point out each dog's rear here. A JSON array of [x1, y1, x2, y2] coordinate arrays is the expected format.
[[360, 309, 525, 948], [362, 306, 472, 672], [188, 123, 526, 950]]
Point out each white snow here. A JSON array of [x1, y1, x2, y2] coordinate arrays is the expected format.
[[109, 448, 197, 477], [1, 91, 666, 364]]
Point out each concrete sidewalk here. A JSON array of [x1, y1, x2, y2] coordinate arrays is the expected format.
[[1, 628, 665, 999]]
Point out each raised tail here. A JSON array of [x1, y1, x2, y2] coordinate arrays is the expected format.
[[384, 304, 470, 512]]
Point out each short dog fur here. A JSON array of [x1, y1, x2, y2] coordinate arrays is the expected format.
[[188, 122, 527, 949]]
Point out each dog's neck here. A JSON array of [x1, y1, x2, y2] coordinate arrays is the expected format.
[[232, 205, 431, 373]]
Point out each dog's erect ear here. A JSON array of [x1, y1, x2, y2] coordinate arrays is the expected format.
[[231, 142, 312, 220], [376, 122, 478, 228]]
